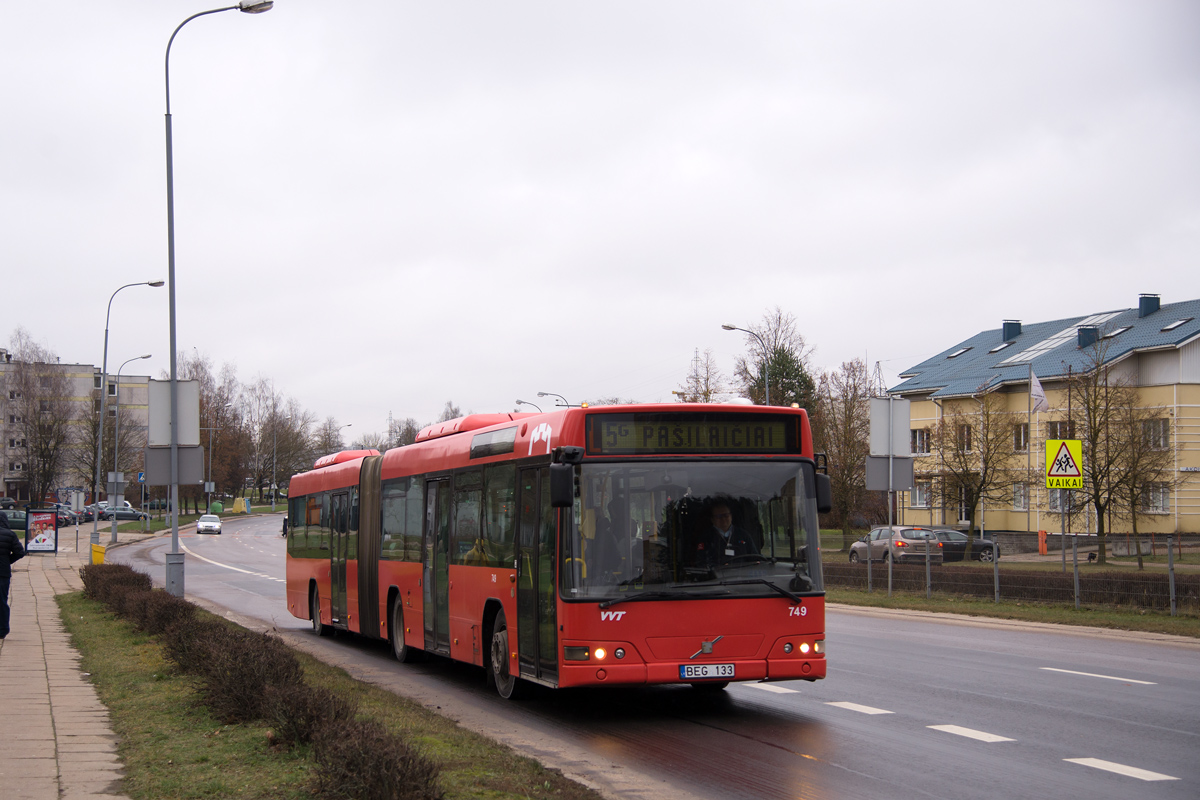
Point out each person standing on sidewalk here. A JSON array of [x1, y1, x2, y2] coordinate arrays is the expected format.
[[0, 513, 26, 639]]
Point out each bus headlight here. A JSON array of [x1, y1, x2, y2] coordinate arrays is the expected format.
[[594, 648, 607, 661]]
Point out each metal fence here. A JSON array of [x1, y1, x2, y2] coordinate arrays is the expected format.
[[823, 537, 1195, 615]]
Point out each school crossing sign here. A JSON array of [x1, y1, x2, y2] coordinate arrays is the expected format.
[[1045, 439, 1084, 490]]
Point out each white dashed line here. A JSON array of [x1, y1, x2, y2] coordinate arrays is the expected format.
[[180, 542, 286, 583], [745, 683, 799, 694], [1040, 667, 1155, 685], [825, 702, 893, 715], [1064, 758, 1178, 781], [928, 725, 1014, 743]]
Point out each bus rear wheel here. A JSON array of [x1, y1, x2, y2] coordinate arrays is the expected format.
[[311, 588, 331, 637], [489, 610, 525, 699], [390, 600, 418, 663]]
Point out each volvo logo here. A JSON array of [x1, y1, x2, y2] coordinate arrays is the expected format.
[[689, 635, 724, 660]]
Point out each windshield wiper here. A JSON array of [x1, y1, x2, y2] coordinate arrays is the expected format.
[[599, 590, 711, 609], [710, 578, 801, 604]]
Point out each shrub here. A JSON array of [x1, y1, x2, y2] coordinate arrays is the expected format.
[[195, 628, 306, 724], [311, 719, 442, 800], [264, 682, 357, 748], [79, 563, 152, 610], [126, 590, 196, 635]]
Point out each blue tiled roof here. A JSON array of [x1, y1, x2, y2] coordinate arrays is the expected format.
[[890, 298, 1200, 398]]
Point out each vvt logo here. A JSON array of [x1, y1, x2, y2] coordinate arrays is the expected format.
[[529, 423, 553, 455], [600, 610, 626, 621]]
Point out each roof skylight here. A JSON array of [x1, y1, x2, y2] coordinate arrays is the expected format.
[[1161, 318, 1193, 332]]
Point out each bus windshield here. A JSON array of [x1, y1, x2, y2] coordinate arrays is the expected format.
[[564, 460, 823, 601]]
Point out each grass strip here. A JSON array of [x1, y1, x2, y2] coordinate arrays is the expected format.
[[58, 592, 604, 800], [826, 586, 1200, 638]]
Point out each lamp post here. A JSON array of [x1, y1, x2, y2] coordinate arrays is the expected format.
[[536, 392, 571, 408], [515, 399, 542, 412], [92, 281, 163, 562], [722, 324, 770, 406], [110, 354, 151, 543], [164, 0, 273, 597]]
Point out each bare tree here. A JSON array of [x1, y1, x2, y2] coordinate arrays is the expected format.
[[392, 417, 422, 447], [1065, 338, 1140, 565], [927, 389, 1017, 555], [7, 330, 73, 504], [314, 416, 349, 456], [438, 401, 462, 423], [731, 307, 816, 409], [675, 348, 725, 403], [355, 431, 389, 451], [812, 359, 871, 550], [1110, 400, 1178, 569]]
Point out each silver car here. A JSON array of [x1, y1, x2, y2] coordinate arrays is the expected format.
[[849, 526, 943, 565], [196, 514, 222, 535]]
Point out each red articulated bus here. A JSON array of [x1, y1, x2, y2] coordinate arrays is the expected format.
[[286, 404, 831, 698]]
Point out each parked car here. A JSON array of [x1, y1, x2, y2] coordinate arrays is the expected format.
[[100, 507, 149, 522], [196, 514, 222, 535], [849, 526, 944, 565], [0, 497, 16, 509], [934, 529, 1001, 562], [52, 504, 79, 526], [1, 508, 27, 530]]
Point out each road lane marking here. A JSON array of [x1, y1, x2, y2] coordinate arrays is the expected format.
[[1064, 758, 1178, 781], [745, 683, 799, 694], [928, 725, 1014, 743], [180, 543, 286, 583], [825, 702, 893, 715], [1040, 667, 1156, 685]]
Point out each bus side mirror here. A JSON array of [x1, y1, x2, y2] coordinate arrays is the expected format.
[[549, 463, 574, 507], [815, 473, 832, 515]]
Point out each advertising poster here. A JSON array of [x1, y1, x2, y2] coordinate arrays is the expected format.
[[26, 509, 58, 553]]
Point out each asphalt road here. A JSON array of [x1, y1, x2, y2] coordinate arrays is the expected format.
[[113, 515, 1200, 800]]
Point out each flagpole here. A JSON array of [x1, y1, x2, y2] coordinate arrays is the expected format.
[[1027, 363, 1032, 536]]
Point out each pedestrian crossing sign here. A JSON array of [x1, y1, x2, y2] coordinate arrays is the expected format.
[[1045, 439, 1083, 489]]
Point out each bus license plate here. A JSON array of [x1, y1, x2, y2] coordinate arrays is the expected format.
[[680, 663, 735, 680]]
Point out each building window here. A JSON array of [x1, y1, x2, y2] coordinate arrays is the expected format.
[[1141, 484, 1170, 514], [958, 487, 970, 522], [40, 376, 52, 388], [40, 400, 50, 412], [912, 482, 931, 508], [1013, 423, 1029, 453], [108, 383, 118, 397], [1047, 420, 1075, 440], [94, 375, 102, 389], [957, 424, 973, 453], [1048, 489, 1078, 514], [1143, 419, 1169, 450], [910, 428, 930, 455], [1013, 483, 1028, 511]]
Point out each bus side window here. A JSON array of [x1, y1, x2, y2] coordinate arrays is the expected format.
[[484, 464, 516, 569]]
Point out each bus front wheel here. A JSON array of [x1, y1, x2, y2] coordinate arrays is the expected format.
[[489, 609, 525, 700]]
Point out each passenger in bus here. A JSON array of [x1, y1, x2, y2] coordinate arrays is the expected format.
[[690, 500, 760, 569]]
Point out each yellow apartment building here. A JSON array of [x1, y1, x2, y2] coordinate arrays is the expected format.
[[888, 294, 1199, 540]]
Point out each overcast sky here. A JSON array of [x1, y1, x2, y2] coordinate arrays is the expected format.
[[4, 1, 1198, 439]]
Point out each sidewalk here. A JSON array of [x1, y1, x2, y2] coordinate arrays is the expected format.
[[0, 539, 132, 800]]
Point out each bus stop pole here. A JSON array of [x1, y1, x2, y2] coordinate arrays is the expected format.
[[1072, 530, 1080, 610]]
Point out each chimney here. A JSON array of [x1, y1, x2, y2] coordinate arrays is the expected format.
[[1078, 325, 1099, 349], [1002, 320, 1022, 342], [1138, 294, 1160, 318]]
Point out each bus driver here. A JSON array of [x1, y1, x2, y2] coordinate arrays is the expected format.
[[691, 500, 759, 568]]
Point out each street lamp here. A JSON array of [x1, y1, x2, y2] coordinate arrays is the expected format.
[[536, 392, 571, 408], [111, 353, 151, 543], [92, 281, 163, 561], [515, 399, 542, 412], [163, 1, 273, 597], [722, 324, 770, 406]]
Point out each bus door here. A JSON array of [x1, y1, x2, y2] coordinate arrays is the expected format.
[[423, 478, 452, 654], [330, 491, 349, 625], [516, 467, 558, 683]]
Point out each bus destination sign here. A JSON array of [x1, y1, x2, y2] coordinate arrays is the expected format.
[[586, 413, 797, 455]]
